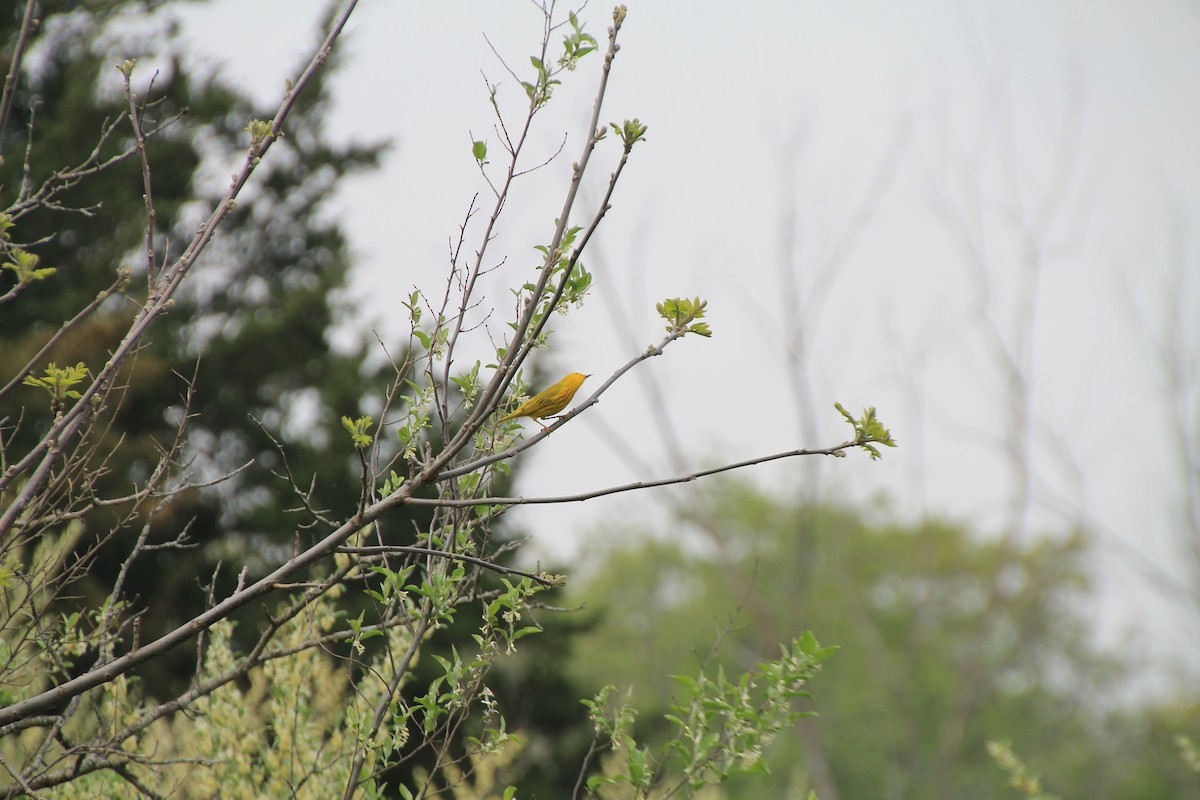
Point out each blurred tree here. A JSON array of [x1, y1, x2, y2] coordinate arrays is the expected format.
[[0, 0, 400, 690], [567, 481, 1200, 799]]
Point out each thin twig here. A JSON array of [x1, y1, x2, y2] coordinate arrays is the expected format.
[[338, 545, 558, 587], [417, 441, 859, 509], [0, 0, 38, 143], [121, 68, 160, 289]]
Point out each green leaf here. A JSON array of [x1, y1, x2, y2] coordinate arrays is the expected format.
[[629, 744, 649, 786], [610, 118, 649, 151], [341, 415, 374, 448], [244, 118, 273, 145], [379, 470, 406, 498], [671, 674, 700, 694], [511, 625, 542, 641], [2, 248, 55, 284], [472, 139, 488, 162], [22, 362, 89, 407], [834, 402, 897, 459], [450, 361, 481, 408], [561, 225, 583, 248], [656, 296, 712, 337], [587, 775, 612, 791], [403, 291, 423, 326]]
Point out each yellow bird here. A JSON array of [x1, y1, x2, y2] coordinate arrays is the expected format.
[[500, 372, 590, 429]]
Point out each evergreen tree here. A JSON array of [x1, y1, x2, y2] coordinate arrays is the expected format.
[[0, 1, 400, 690]]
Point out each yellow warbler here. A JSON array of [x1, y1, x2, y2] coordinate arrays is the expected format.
[[500, 372, 590, 428]]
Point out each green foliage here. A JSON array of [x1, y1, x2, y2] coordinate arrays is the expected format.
[[656, 296, 711, 338], [563, 261, 595, 307], [451, 361, 482, 408], [21, 361, 89, 409], [244, 117, 273, 146], [379, 469, 406, 498], [2, 247, 55, 285], [512, 223, 596, 337], [523, 56, 560, 109], [834, 401, 897, 459], [612, 118, 649, 152], [342, 414, 375, 448], [403, 289, 423, 326], [559, 11, 598, 69], [1, 215, 57, 292], [664, 635, 833, 792], [989, 741, 1061, 800], [582, 634, 832, 798], [483, 577, 545, 652], [567, 487, 1200, 799], [521, 11, 597, 109], [0, 593, 366, 798], [1180, 735, 1200, 773]]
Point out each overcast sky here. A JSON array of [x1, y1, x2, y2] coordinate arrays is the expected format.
[[175, 0, 1200, 680]]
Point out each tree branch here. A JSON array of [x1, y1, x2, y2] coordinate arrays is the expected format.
[[415, 441, 859, 509]]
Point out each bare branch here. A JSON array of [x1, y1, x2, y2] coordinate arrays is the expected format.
[[0, 0, 38, 142], [339, 545, 559, 587], [121, 67, 160, 288], [416, 440, 860, 510]]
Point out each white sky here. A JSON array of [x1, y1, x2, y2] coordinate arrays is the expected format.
[[175, 0, 1200, 681]]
